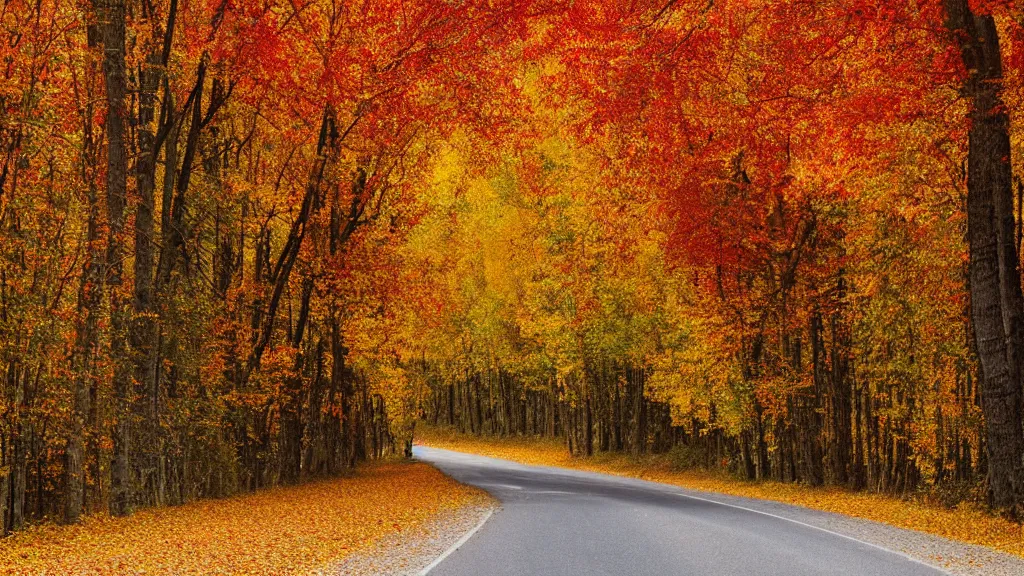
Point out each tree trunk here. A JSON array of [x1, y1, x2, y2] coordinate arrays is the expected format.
[[130, 0, 176, 508], [65, 197, 101, 523], [944, 0, 1024, 513], [0, 443, 7, 534], [93, 0, 132, 517], [64, 28, 105, 523], [280, 277, 313, 484], [830, 274, 853, 486]]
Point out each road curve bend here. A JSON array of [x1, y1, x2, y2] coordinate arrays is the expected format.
[[414, 446, 948, 576]]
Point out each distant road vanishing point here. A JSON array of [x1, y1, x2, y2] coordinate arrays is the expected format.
[[414, 446, 947, 576]]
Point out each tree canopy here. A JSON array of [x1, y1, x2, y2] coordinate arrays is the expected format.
[[2, 0, 1024, 530]]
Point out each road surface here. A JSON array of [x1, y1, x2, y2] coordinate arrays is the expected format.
[[414, 446, 948, 576]]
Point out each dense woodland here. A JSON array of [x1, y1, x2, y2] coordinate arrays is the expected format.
[[3, 0, 1024, 534]]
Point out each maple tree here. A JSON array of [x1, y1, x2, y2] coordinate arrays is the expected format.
[[3, 0, 1024, 540]]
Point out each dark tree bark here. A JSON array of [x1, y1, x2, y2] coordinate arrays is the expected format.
[[944, 0, 1024, 513], [0, 443, 7, 533], [65, 178, 102, 524], [279, 277, 314, 484], [7, 362, 25, 531], [242, 107, 336, 384], [157, 61, 205, 288], [829, 273, 853, 486], [130, 0, 177, 508], [584, 387, 593, 457], [753, 397, 770, 479], [92, 0, 132, 517], [805, 315, 825, 486], [64, 27, 104, 524]]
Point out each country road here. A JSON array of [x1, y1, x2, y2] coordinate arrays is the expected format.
[[414, 446, 948, 576]]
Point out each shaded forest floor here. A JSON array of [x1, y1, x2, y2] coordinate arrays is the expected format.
[[416, 425, 1024, 560], [0, 461, 488, 575]]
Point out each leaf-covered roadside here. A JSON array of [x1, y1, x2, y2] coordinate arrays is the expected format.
[[417, 427, 1024, 561], [0, 462, 487, 575]]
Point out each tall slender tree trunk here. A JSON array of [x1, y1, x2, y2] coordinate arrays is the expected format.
[[944, 0, 1024, 513], [0, 443, 7, 534], [584, 387, 593, 457], [280, 277, 314, 484], [830, 273, 853, 486], [131, 0, 176, 507], [65, 186, 102, 523], [64, 28, 104, 523], [93, 0, 132, 517], [8, 361, 25, 531]]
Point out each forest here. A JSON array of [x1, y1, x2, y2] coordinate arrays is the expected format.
[[3, 0, 1024, 537]]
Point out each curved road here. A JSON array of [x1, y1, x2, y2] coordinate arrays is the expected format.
[[414, 446, 948, 576]]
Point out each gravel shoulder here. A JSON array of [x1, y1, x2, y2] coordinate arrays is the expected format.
[[327, 500, 496, 576], [684, 488, 1024, 576], [418, 446, 1024, 576], [563, 464, 1024, 576], [328, 448, 1024, 576]]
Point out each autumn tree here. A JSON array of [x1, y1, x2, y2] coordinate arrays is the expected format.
[[1, 0, 550, 532], [4, 0, 1024, 535], [941, 0, 1024, 514]]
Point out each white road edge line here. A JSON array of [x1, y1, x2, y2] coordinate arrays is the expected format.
[[418, 507, 495, 576], [418, 447, 957, 575], [672, 491, 955, 576]]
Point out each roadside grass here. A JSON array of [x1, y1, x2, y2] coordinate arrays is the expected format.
[[0, 460, 488, 575], [416, 425, 1024, 559]]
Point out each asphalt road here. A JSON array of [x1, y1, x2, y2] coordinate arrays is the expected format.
[[414, 446, 948, 576]]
